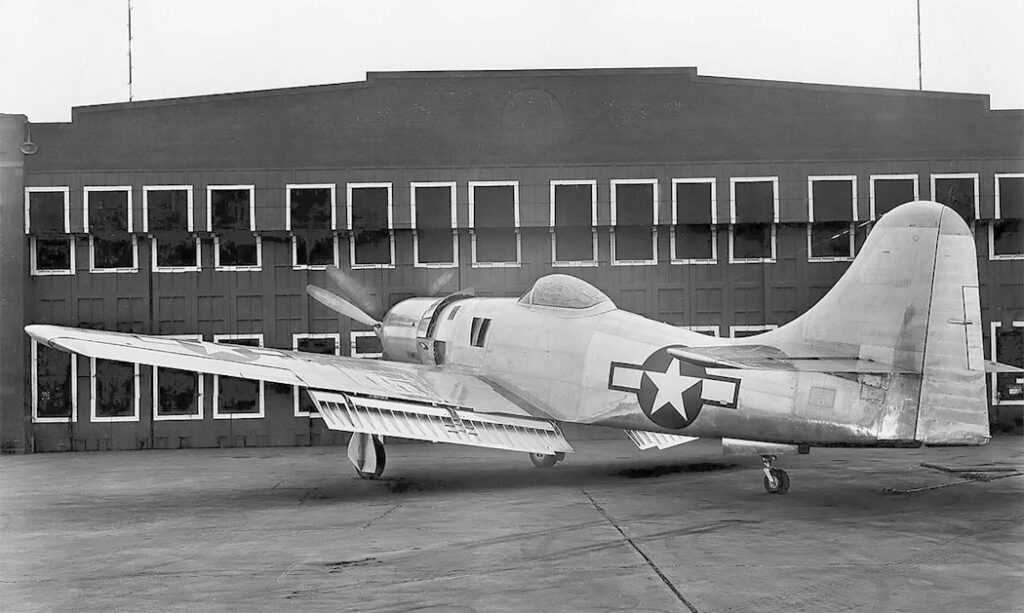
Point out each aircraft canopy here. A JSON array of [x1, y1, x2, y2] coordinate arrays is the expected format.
[[518, 274, 615, 310]]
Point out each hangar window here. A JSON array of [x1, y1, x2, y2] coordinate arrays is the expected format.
[[991, 321, 1023, 405], [31, 339, 77, 423], [293, 333, 340, 417], [85, 186, 138, 273], [682, 325, 720, 337], [212, 334, 265, 419], [348, 183, 394, 268], [153, 334, 203, 421], [729, 177, 778, 263], [412, 182, 457, 267], [991, 174, 1023, 260], [288, 184, 337, 269], [351, 331, 383, 358], [470, 181, 520, 267], [931, 173, 978, 222], [208, 185, 260, 270], [26, 187, 74, 276], [90, 357, 139, 422], [870, 174, 919, 219], [30, 237, 75, 276], [611, 179, 658, 265], [145, 186, 199, 272], [551, 180, 598, 266], [807, 176, 856, 261], [671, 178, 716, 263], [730, 324, 778, 338]]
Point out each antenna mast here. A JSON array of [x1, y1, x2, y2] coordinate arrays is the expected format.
[[916, 0, 922, 90], [128, 0, 134, 101]]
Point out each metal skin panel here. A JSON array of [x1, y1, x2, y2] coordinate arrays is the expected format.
[[25, 202, 991, 451]]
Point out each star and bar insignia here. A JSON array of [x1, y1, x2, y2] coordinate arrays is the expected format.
[[608, 345, 741, 429]]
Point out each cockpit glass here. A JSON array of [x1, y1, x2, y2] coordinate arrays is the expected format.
[[518, 275, 614, 309]]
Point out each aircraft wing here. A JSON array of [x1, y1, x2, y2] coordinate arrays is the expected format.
[[25, 325, 572, 455], [667, 344, 920, 374]]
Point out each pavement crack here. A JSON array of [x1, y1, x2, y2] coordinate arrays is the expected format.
[[361, 503, 401, 531], [581, 488, 700, 613]]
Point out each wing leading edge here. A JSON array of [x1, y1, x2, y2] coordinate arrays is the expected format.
[[25, 324, 572, 454]]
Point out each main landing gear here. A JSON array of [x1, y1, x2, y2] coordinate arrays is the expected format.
[[761, 455, 790, 494], [529, 451, 566, 468], [348, 433, 387, 479]]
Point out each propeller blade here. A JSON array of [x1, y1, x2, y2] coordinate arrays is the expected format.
[[325, 266, 384, 320], [306, 285, 380, 328], [427, 270, 458, 296]]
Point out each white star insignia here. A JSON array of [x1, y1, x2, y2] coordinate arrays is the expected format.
[[646, 360, 702, 421]]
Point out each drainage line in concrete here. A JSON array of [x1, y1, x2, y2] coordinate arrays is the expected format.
[[581, 488, 700, 613]]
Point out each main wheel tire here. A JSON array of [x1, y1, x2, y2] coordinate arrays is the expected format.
[[529, 452, 558, 468], [763, 468, 790, 494], [356, 437, 387, 480]]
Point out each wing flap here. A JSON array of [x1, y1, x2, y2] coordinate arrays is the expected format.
[[310, 391, 573, 455]]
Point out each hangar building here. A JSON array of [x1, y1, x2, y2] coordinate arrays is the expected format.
[[0, 67, 1021, 453]]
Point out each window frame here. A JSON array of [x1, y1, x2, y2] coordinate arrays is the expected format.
[[143, 185, 194, 233], [212, 333, 265, 419], [930, 172, 980, 220], [151, 235, 201, 273], [346, 182, 395, 270], [990, 321, 1024, 406], [351, 331, 383, 358], [24, 186, 70, 234], [729, 324, 778, 338], [990, 173, 1024, 261], [728, 176, 779, 264], [807, 175, 857, 263], [550, 179, 599, 267], [670, 177, 717, 265], [869, 174, 920, 220], [207, 185, 260, 272], [29, 236, 76, 276], [152, 334, 205, 421], [287, 183, 338, 270], [84, 186, 138, 273], [292, 333, 341, 417], [89, 357, 140, 423], [610, 178, 659, 266], [31, 338, 78, 424], [411, 181, 458, 268], [682, 325, 721, 337], [468, 180, 521, 268]]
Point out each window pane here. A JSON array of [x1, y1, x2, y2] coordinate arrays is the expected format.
[[36, 238, 72, 271], [999, 177, 1024, 219], [555, 226, 594, 262], [417, 229, 455, 264], [810, 221, 852, 258], [29, 191, 66, 234], [812, 180, 853, 222], [156, 233, 197, 268], [614, 226, 653, 261], [157, 368, 199, 416], [290, 187, 332, 230], [734, 182, 774, 222], [415, 186, 453, 230], [351, 187, 390, 265], [210, 189, 251, 231], [475, 227, 517, 263], [733, 223, 771, 260], [295, 230, 335, 266], [354, 334, 383, 356], [217, 231, 258, 267], [993, 219, 1023, 256], [148, 190, 189, 230], [675, 182, 712, 225], [934, 177, 975, 221], [874, 179, 915, 217], [554, 184, 592, 227], [88, 190, 129, 232], [995, 326, 1023, 403], [615, 183, 654, 226], [95, 359, 134, 418], [473, 185, 515, 228], [674, 224, 713, 260], [93, 234, 134, 269], [37, 345, 73, 418]]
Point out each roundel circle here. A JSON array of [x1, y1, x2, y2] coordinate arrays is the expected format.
[[637, 345, 708, 429]]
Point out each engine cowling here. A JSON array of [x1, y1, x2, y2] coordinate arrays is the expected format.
[[378, 297, 443, 363]]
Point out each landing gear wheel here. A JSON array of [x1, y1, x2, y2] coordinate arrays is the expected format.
[[763, 468, 790, 494], [355, 437, 387, 480], [529, 452, 564, 468]]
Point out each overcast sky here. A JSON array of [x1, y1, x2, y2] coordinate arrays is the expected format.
[[2, 0, 1022, 123]]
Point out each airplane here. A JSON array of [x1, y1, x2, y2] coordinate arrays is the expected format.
[[26, 201, 1022, 494]]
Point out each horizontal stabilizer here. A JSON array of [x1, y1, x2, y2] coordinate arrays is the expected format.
[[624, 430, 698, 450], [667, 345, 918, 374], [310, 390, 573, 455]]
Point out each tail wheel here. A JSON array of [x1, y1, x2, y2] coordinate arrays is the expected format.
[[763, 468, 790, 494], [356, 437, 387, 480], [529, 452, 563, 468]]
